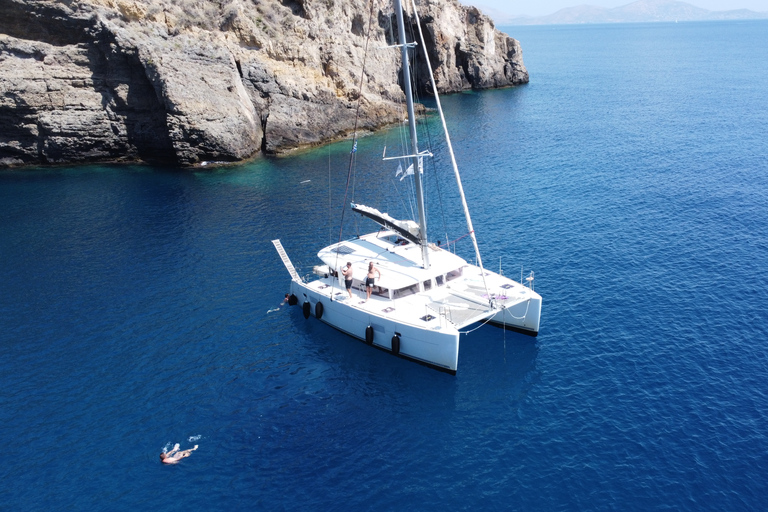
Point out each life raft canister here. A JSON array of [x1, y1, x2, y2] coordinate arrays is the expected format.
[[302, 301, 311, 319], [365, 325, 374, 345], [391, 335, 400, 356]]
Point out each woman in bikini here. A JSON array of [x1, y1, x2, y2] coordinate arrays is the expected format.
[[365, 262, 381, 302]]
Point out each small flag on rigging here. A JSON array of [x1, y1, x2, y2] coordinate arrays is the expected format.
[[398, 157, 422, 181], [351, 140, 358, 153], [400, 163, 414, 181]]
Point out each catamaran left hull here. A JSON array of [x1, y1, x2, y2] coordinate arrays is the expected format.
[[290, 280, 461, 374]]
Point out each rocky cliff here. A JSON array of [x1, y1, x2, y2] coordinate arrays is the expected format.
[[0, 0, 528, 168]]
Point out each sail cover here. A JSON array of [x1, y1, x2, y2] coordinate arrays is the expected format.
[[352, 204, 422, 245]]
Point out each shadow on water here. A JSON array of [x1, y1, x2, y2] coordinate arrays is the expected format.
[[281, 300, 540, 401], [206, 301, 542, 507], [457, 324, 541, 404]]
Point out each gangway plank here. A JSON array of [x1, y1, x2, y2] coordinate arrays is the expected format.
[[272, 239, 302, 282]]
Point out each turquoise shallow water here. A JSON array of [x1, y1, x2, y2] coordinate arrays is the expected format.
[[1, 20, 768, 511]]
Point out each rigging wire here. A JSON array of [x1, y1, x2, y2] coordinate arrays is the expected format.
[[351, 149, 359, 236], [445, 229, 474, 247], [420, 96, 450, 249], [405, 4, 451, 248], [404, 6, 428, 229], [400, 2, 447, 247], [328, 142, 332, 246], [410, 0, 493, 303], [390, 178, 413, 217], [389, 6, 417, 221], [334, 0, 377, 276]]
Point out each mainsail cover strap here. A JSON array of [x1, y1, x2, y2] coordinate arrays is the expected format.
[[352, 203, 422, 245]]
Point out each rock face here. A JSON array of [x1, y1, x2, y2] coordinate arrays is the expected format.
[[404, 3, 528, 93], [0, 0, 528, 168]]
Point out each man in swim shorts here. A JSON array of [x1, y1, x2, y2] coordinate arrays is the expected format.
[[365, 261, 381, 302], [342, 261, 354, 298], [160, 444, 198, 464]]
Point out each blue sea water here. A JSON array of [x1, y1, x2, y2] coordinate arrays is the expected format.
[[2, 20, 768, 511]]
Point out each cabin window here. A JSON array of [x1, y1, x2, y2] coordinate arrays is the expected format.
[[378, 233, 408, 246], [446, 267, 464, 282], [372, 286, 389, 298], [393, 283, 419, 299], [423, 279, 432, 291], [357, 282, 389, 298], [435, 275, 444, 286]]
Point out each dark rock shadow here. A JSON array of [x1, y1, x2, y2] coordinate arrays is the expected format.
[[0, 94, 41, 166], [88, 30, 178, 166], [0, 0, 91, 46]]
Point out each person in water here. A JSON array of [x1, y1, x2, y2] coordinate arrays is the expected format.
[[365, 262, 381, 302], [342, 262, 354, 299], [268, 293, 290, 313], [160, 444, 198, 464]]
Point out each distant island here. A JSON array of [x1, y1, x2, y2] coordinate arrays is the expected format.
[[489, 0, 768, 25]]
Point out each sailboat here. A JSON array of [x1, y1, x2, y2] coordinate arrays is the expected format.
[[273, 0, 541, 374]]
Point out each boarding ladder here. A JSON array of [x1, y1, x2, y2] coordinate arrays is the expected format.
[[271, 239, 302, 282]]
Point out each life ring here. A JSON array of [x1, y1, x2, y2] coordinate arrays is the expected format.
[[365, 325, 374, 345], [288, 294, 298, 306], [302, 301, 310, 319], [391, 335, 400, 356], [315, 301, 324, 320]]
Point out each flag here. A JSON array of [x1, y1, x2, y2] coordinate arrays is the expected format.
[[351, 140, 357, 153], [395, 163, 403, 177], [400, 163, 414, 181]]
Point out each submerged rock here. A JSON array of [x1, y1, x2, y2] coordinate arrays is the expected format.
[[0, 0, 528, 168]]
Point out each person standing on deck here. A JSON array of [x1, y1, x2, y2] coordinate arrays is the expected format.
[[342, 262, 354, 299], [365, 262, 380, 302]]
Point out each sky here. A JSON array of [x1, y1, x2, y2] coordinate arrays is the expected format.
[[470, 0, 768, 17]]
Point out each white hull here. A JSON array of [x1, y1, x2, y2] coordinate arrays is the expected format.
[[280, 232, 542, 373], [290, 278, 461, 373], [487, 287, 542, 335]]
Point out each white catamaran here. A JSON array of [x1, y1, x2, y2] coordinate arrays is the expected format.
[[273, 0, 541, 374]]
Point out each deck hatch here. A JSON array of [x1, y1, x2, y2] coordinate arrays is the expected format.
[[335, 245, 355, 255]]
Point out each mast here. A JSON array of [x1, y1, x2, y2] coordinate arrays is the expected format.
[[395, 0, 430, 269]]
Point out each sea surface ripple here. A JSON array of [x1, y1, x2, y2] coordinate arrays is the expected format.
[[1, 20, 767, 511]]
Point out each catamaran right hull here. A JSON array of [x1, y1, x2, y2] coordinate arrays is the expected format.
[[488, 295, 542, 335]]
